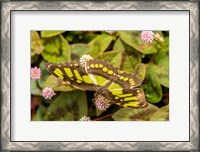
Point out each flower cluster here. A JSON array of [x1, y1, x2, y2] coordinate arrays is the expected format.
[[31, 67, 41, 80], [79, 54, 93, 67], [42, 87, 56, 100], [105, 31, 115, 35], [154, 33, 164, 42], [79, 116, 91, 121], [140, 31, 155, 43], [94, 95, 111, 111]]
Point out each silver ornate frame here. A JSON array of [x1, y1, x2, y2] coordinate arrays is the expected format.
[[1, 1, 199, 151]]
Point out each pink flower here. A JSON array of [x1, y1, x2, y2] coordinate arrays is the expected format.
[[31, 66, 41, 80], [42, 87, 56, 100], [94, 95, 110, 111], [140, 31, 155, 43]]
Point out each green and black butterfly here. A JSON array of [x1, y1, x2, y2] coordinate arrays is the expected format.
[[45, 59, 148, 108]]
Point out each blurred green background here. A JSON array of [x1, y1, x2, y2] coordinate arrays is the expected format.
[[31, 30, 169, 121]]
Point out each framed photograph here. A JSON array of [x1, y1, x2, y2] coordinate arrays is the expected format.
[[1, 1, 199, 151]]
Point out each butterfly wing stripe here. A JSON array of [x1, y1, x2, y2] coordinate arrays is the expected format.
[[108, 82, 121, 91], [116, 93, 133, 98], [54, 68, 64, 79], [64, 68, 73, 79], [45, 63, 64, 80], [74, 69, 83, 81], [93, 75, 110, 86], [123, 96, 138, 101], [82, 75, 96, 84], [111, 90, 123, 95], [123, 102, 140, 107]]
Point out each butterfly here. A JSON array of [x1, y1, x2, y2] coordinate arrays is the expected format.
[[45, 59, 148, 108]]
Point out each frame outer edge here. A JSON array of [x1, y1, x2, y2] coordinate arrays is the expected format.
[[2, 1, 11, 151], [1, 1, 199, 151], [190, 1, 199, 150]]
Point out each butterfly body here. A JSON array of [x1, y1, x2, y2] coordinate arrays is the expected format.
[[45, 59, 148, 108]]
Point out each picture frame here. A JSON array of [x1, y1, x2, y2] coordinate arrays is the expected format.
[[1, 1, 199, 151]]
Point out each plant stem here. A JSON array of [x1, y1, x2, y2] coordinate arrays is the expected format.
[[92, 113, 114, 121]]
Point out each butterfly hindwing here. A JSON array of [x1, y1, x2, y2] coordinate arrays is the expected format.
[[98, 81, 148, 108], [115, 88, 147, 108]]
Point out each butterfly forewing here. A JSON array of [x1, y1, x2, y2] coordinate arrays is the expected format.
[[45, 59, 148, 108], [86, 60, 143, 89], [45, 62, 98, 91]]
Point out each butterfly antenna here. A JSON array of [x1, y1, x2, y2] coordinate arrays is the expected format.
[[84, 61, 97, 86]]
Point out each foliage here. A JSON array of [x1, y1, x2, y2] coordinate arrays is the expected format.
[[31, 31, 169, 121]]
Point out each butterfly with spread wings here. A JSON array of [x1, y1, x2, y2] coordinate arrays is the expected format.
[[45, 59, 148, 108]]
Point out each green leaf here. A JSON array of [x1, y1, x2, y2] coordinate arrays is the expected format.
[[150, 64, 169, 88], [42, 35, 71, 62], [96, 108, 104, 117], [37, 61, 49, 89], [162, 37, 169, 51], [60, 35, 71, 62], [44, 75, 60, 88], [120, 42, 142, 73], [150, 38, 169, 87], [44, 91, 88, 121], [153, 48, 169, 69], [98, 50, 122, 68], [112, 104, 159, 121], [41, 30, 65, 38], [31, 31, 44, 55], [31, 80, 41, 95], [54, 85, 75, 92], [32, 106, 43, 121], [88, 33, 113, 57], [142, 64, 162, 103], [32, 103, 48, 121], [70, 43, 91, 57], [113, 38, 125, 51], [44, 75, 74, 92], [81, 32, 97, 43], [150, 105, 169, 121], [119, 31, 157, 54], [133, 63, 146, 81], [65, 31, 82, 42]]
